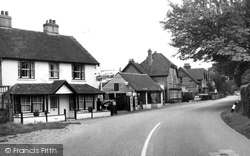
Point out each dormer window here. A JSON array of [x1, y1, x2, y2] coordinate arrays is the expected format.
[[18, 60, 35, 78], [72, 64, 85, 80], [49, 62, 59, 79]]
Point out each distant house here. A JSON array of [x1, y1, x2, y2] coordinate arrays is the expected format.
[[0, 11, 108, 124], [178, 63, 209, 94], [102, 72, 163, 111], [122, 49, 181, 103]]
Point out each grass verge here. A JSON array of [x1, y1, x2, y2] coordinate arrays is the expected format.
[[221, 109, 250, 140], [0, 121, 80, 137]]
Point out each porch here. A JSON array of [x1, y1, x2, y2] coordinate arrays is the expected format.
[[10, 80, 108, 124]]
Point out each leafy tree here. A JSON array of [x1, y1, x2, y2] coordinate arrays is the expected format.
[[162, 0, 250, 86]]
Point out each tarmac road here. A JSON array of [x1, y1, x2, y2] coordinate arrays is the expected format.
[[61, 96, 250, 156]]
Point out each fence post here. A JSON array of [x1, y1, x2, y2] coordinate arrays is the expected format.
[[45, 111, 48, 123], [21, 112, 23, 124], [64, 109, 66, 121]]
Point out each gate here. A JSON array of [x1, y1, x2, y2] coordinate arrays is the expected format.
[[0, 86, 11, 124]]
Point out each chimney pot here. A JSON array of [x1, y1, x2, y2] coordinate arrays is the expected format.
[[0, 10, 11, 28], [43, 19, 59, 35], [184, 63, 191, 69]]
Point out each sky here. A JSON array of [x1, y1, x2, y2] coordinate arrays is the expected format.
[[1, 0, 212, 73]]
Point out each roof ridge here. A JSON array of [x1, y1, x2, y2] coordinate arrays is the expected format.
[[120, 72, 148, 75]]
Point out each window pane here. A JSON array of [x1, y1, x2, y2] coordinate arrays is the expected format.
[[19, 61, 34, 78], [79, 95, 84, 109], [33, 96, 43, 111], [21, 96, 31, 112], [85, 95, 92, 109], [114, 83, 119, 91], [49, 63, 59, 78], [50, 96, 58, 108], [72, 64, 84, 79], [69, 95, 74, 110]]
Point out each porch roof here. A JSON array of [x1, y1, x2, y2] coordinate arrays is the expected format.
[[71, 84, 105, 94], [10, 81, 104, 95], [119, 73, 163, 92]]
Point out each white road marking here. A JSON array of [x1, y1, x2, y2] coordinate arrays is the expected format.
[[209, 149, 239, 156], [141, 122, 161, 156]]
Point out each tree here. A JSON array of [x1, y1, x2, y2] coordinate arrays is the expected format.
[[162, 0, 250, 86], [162, 0, 250, 61], [209, 68, 238, 94], [162, 0, 250, 117]]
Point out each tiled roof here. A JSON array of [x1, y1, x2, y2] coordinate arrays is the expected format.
[[140, 52, 177, 76], [119, 73, 163, 91], [71, 84, 105, 94], [0, 28, 99, 65], [122, 61, 147, 74], [178, 67, 199, 84], [10, 80, 103, 95], [187, 68, 207, 80], [11, 83, 52, 95]]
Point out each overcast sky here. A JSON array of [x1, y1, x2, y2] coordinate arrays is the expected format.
[[1, 0, 212, 72]]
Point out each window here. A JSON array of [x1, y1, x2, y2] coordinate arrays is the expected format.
[[138, 92, 146, 104], [50, 96, 58, 109], [21, 96, 31, 112], [114, 83, 119, 91], [72, 64, 85, 80], [18, 61, 35, 78], [189, 80, 194, 87], [33, 96, 43, 111], [79, 95, 84, 110], [85, 95, 93, 109], [148, 92, 161, 104], [49, 63, 59, 78], [69, 95, 75, 110]]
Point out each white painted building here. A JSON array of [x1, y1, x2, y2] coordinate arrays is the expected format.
[[0, 11, 109, 124]]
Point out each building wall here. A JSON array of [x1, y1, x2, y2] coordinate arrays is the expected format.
[[102, 74, 134, 93], [178, 70, 199, 94], [1, 60, 98, 87], [168, 67, 178, 89]]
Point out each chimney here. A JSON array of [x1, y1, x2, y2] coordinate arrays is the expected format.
[[147, 49, 153, 66], [184, 63, 191, 69], [0, 10, 12, 28], [43, 19, 59, 35]]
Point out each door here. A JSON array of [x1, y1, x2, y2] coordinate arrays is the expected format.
[[50, 95, 59, 115]]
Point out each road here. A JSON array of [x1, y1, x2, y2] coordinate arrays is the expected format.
[[61, 96, 250, 156]]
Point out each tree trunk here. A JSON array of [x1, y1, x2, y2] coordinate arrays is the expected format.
[[240, 83, 250, 118]]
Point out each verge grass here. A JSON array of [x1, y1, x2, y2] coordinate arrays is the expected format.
[[221, 109, 250, 140], [0, 121, 80, 137]]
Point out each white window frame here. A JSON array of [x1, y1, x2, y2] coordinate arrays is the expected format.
[[72, 64, 85, 80], [49, 62, 59, 79], [18, 61, 35, 78], [21, 96, 31, 112], [33, 96, 43, 111]]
